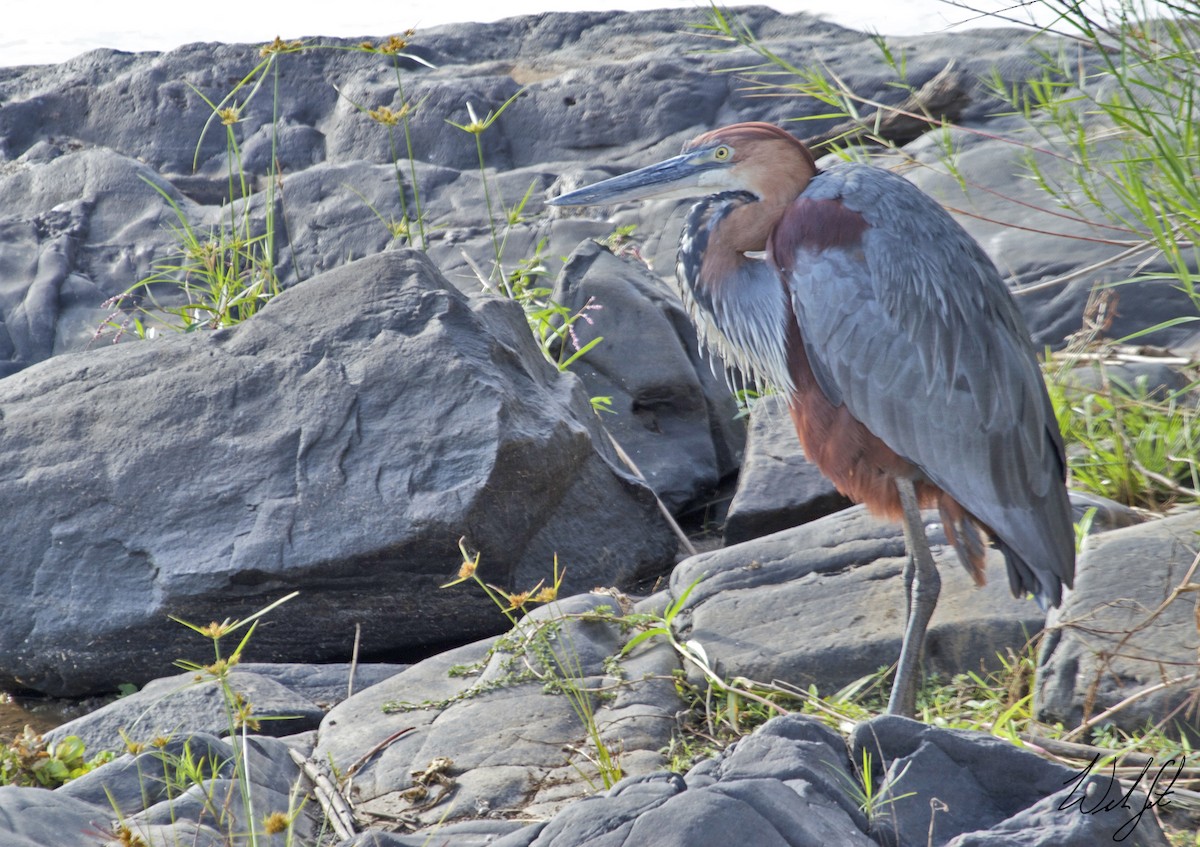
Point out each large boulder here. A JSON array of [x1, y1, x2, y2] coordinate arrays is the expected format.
[[551, 241, 744, 514], [0, 250, 675, 696]]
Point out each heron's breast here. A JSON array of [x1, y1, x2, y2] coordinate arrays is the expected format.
[[783, 322, 941, 522]]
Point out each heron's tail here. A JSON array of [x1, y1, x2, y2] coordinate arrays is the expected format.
[[938, 496, 987, 587]]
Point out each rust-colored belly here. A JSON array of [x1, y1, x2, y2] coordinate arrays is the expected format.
[[784, 324, 987, 584]]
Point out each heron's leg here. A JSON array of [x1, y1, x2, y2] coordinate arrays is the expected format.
[[902, 549, 915, 623], [887, 476, 941, 718]]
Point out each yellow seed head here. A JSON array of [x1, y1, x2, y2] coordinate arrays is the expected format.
[[260, 36, 302, 56], [504, 590, 531, 610], [532, 586, 558, 604], [368, 106, 400, 126], [380, 35, 409, 54], [457, 555, 478, 581], [262, 811, 290, 835]]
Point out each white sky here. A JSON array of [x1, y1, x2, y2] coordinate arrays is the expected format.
[[1, 1, 1055, 68]]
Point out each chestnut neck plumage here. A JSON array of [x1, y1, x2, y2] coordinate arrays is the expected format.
[[675, 191, 796, 393], [673, 130, 818, 391]]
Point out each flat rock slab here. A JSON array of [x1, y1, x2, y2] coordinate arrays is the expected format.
[[671, 506, 1050, 695], [314, 593, 682, 830], [45, 669, 325, 754], [1037, 509, 1200, 732], [0, 250, 675, 696]]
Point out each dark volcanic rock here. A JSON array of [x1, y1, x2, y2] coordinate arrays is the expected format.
[[2, 7, 1194, 377], [472, 714, 1170, 847], [0, 250, 675, 696], [852, 716, 1170, 846], [0, 7, 1194, 845], [490, 716, 874, 847], [551, 241, 744, 513]]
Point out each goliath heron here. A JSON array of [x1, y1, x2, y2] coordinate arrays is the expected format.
[[550, 122, 1074, 717]]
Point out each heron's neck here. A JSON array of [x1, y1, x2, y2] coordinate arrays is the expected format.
[[674, 192, 796, 391], [681, 191, 793, 295]]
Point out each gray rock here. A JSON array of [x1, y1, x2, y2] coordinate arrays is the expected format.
[[314, 593, 680, 830], [338, 820, 532, 846], [1066, 489, 1147, 534], [58, 733, 317, 845], [0, 785, 107, 847], [851, 715, 1170, 846], [0, 8, 1191, 846], [236, 662, 408, 708], [2, 7, 1191, 379], [671, 506, 1050, 696], [0, 250, 675, 696], [896, 124, 1199, 351], [1036, 510, 1200, 733], [45, 670, 327, 754], [551, 241, 744, 513], [58, 733, 243, 816], [486, 711, 1163, 847], [1063, 359, 1193, 400], [723, 394, 851, 544], [490, 716, 875, 847]]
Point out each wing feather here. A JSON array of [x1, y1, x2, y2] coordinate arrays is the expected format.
[[774, 164, 1074, 604]]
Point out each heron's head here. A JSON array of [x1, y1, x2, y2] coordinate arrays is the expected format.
[[549, 122, 818, 208]]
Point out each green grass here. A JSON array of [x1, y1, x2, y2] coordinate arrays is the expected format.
[[1047, 359, 1200, 509], [100, 179, 281, 340]]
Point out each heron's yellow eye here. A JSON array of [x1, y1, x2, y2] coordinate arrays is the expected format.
[[714, 146, 731, 161]]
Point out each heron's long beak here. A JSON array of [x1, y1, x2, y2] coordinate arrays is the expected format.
[[549, 150, 712, 207]]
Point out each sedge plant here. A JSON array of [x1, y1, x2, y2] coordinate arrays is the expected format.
[[440, 541, 624, 789], [164, 591, 304, 844], [446, 90, 527, 287]]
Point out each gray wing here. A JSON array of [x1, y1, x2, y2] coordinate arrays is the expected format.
[[779, 164, 1074, 605]]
